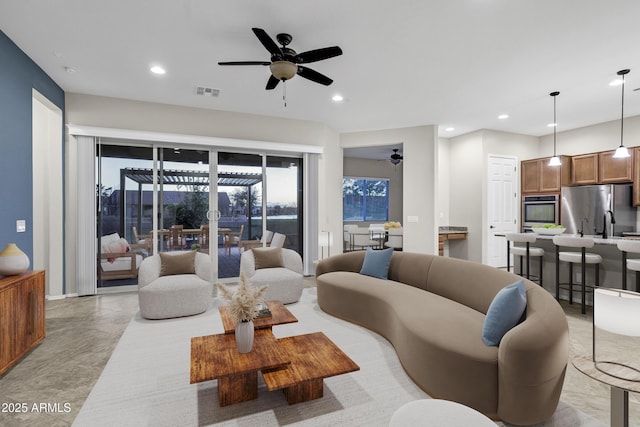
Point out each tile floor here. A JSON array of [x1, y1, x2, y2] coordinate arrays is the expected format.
[[0, 280, 638, 426]]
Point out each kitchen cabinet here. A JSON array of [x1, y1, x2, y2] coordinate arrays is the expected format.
[[0, 271, 46, 375], [571, 154, 599, 185], [598, 150, 633, 183], [521, 156, 570, 194], [634, 148, 640, 206]]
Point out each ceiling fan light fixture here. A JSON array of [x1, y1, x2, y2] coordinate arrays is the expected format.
[[389, 158, 401, 165], [270, 61, 298, 81]]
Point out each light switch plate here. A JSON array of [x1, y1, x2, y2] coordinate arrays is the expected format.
[[16, 220, 26, 233], [407, 216, 419, 223]]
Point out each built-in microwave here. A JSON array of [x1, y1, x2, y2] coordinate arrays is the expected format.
[[522, 194, 560, 231]]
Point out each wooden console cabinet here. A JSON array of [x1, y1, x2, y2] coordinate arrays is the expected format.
[[0, 270, 46, 375]]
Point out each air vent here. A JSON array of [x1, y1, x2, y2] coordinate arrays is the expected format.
[[195, 86, 220, 97]]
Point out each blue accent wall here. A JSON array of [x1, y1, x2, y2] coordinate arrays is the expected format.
[[0, 31, 64, 261]]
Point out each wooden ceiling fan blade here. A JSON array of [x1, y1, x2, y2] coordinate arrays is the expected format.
[[252, 28, 282, 58], [218, 61, 271, 66], [266, 75, 280, 90], [297, 66, 333, 86], [296, 46, 343, 64]]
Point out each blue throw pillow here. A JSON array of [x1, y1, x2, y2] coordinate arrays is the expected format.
[[482, 279, 527, 346], [359, 247, 394, 279]]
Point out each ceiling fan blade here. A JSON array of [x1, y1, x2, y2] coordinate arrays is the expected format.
[[265, 75, 280, 90], [252, 28, 282, 58], [218, 61, 271, 66], [297, 66, 333, 86], [296, 46, 343, 64]]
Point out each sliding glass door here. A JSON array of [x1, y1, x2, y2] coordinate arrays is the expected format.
[[96, 143, 304, 288], [217, 152, 263, 278], [96, 144, 154, 288]]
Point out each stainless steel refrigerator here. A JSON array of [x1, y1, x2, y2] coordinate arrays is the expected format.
[[560, 184, 636, 237]]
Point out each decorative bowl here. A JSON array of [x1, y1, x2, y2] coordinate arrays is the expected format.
[[532, 227, 566, 235]]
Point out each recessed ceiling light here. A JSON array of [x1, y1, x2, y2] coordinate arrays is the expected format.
[[547, 123, 557, 127], [332, 94, 344, 102], [445, 127, 455, 132], [150, 66, 166, 75], [609, 78, 624, 87], [498, 114, 509, 120]]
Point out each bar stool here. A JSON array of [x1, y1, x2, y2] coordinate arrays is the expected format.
[[617, 239, 640, 292], [505, 233, 544, 285], [553, 236, 602, 314]]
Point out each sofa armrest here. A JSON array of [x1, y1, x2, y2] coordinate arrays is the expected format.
[[315, 251, 366, 277], [496, 284, 569, 424], [99, 252, 137, 273]]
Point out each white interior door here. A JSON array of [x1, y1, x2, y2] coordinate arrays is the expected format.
[[487, 155, 517, 267]]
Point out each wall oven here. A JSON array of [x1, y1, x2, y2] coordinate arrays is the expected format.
[[522, 194, 560, 231]]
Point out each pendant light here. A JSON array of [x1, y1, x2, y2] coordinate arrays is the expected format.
[[613, 69, 631, 158], [548, 91, 561, 166]]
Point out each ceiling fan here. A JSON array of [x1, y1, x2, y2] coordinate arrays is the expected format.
[[218, 28, 343, 90], [389, 149, 403, 165]]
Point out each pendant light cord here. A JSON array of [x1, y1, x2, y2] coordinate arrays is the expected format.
[[550, 91, 560, 156], [620, 72, 625, 147]]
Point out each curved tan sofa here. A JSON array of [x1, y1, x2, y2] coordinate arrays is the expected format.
[[315, 251, 569, 425]]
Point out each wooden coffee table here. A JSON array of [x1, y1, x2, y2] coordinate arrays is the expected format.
[[190, 329, 290, 406], [219, 300, 298, 334], [262, 332, 360, 404], [191, 303, 359, 407]]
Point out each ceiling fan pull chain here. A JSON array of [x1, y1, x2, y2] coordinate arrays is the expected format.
[[283, 80, 287, 107]]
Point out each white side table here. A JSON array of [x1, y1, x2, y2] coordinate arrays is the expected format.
[[389, 399, 495, 427], [573, 355, 640, 427]]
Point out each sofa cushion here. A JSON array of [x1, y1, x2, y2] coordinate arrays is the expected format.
[[482, 279, 527, 346], [159, 251, 196, 276], [253, 247, 284, 270], [360, 247, 394, 279]]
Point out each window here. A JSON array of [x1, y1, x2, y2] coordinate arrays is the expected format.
[[343, 177, 389, 221]]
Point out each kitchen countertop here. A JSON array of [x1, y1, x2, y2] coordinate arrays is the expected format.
[[529, 233, 640, 246], [439, 226, 468, 234]]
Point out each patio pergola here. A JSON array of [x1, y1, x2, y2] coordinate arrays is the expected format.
[[118, 167, 262, 238]]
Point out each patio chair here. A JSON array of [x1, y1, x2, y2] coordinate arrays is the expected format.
[[270, 232, 287, 248], [198, 224, 210, 250], [130, 226, 152, 254], [167, 225, 186, 250], [224, 224, 245, 255], [98, 232, 143, 280]]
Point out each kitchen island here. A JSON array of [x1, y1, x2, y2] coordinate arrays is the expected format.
[[512, 234, 639, 307]]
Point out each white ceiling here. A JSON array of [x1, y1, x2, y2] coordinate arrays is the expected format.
[[2, 0, 640, 144]]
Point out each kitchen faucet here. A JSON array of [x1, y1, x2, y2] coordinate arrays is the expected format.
[[602, 210, 616, 239], [578, 217, 588, 237]]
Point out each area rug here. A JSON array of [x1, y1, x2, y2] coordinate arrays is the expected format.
[[73, 288, 604, 427]]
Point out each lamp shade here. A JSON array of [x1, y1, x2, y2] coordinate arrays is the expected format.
[[270, 61, 298, 81], [548, 156, 561, 166], [318, 231, 333, 247], [613, 145, 630, 158], [594, 288, 640, 336]]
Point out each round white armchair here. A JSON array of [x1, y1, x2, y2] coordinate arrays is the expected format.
[[138, 251, 213, 319], [240, 248, 304, 304]]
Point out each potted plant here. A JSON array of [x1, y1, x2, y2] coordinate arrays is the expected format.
[[217, 274, 268, 353]]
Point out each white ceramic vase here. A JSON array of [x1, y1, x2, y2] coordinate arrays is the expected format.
[[0, 243, 30, 276], [235, 320, 254, 353]]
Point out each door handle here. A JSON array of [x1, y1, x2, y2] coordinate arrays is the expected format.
[[490, 225, 495, 229], [207, 210, 221, 221]]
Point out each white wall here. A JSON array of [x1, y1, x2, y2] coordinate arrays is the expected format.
[[448, 129, 539, 262], [537, 115, 640, 158], [341, 125, 438, 254], [65, 93, 341, 294], [438, 138, 450, 226], [343, 157, 403, 223]]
